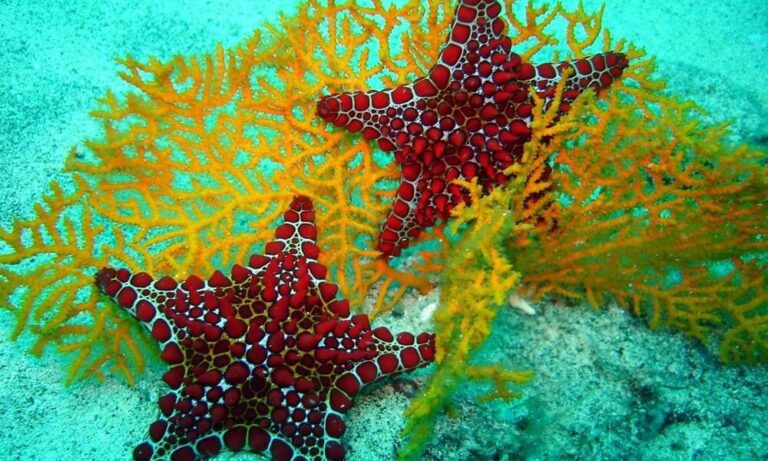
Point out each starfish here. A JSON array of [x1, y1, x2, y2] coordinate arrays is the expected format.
[[96, 196, 435, 461], [316, 0, 628, 258]]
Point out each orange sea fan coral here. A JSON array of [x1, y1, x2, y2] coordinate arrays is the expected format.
[[508, 83, 768, 363], [0, 0, 648, 389], [1, 0, 463, 383], [0, 177, 158, 383]]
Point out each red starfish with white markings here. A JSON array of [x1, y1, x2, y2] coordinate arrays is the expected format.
[[96, 196, 435, 461], [317, 0, 628, 258]]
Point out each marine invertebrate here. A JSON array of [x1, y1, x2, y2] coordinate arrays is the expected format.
[[316, 0, 628, 257], [96, 196, 435, 461]]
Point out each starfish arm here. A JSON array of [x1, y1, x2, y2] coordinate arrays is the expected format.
[[96, 266, 256, 342], [131, 390, 230, 461], [95, 267, 186, 340], [313, 315, 436, 389], [528, 52, 630, 112], [434, 0, 509, 79], [96, 267, 159, 330], [361, 326, 436, 380], [378, 161, 423, 256], [266, 195, 320, 262], [307, 314, 435, 455]]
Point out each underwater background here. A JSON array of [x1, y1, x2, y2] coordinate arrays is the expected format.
[[1, 0, 766, 460]]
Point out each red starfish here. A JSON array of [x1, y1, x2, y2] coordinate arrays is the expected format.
[[316, 0, 628, 258], [96, 196, 435, 461]]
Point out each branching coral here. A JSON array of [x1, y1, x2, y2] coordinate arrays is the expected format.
[[509, 83, 768, 363], [464, 1, 768, 368], [399, 177, 538, 460], [398, 0, 766, 458], [0, 0, 450, 383], [0, 177, 157, 383]]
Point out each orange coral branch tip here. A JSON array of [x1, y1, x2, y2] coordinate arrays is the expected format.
[[374, 257, 434, 295]]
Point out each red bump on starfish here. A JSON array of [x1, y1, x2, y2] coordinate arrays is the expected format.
[[316, 0, 628, 258], [95, 196, 436, 461]]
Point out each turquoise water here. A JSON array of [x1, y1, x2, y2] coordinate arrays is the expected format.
[[1, 1, 766, 460]]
